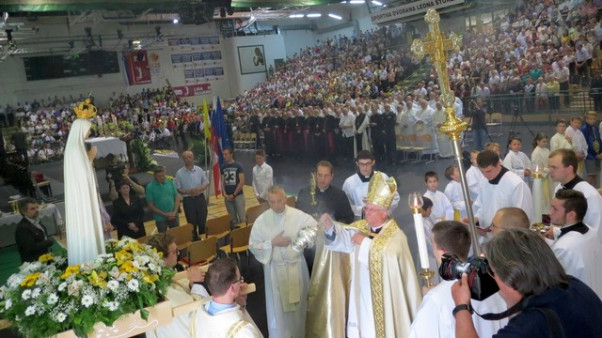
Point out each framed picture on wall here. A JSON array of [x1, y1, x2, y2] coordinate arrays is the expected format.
[[238, 45, 266, 74]]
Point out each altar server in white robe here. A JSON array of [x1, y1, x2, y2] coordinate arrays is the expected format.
[[411, 98, 438, 154], [465, 150, 484, 201], [342, 150, 400, 219], [444, 165, 467, 219], [549, 149, 602, 240], [424, 171, 455, 223], [321, 173, 421, 338], [193, 258, 262, 338], [473, 150, 533, 240], [249, 185, 316, 338], [549, 189, 602, 298], [409, 221, 508, 338], [502, 136, 533, 183]]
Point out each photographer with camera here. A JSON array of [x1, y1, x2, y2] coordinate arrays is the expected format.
[[107, 161, 145, 201], [452, 228, 602, 338], [409, 221, 507, 338]]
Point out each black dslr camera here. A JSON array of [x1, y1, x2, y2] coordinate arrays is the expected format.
[[439, 254, 499, 301], [106, 163, 126, 182]]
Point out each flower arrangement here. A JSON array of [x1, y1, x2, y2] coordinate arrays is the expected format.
[[0, 237, 175, 337]]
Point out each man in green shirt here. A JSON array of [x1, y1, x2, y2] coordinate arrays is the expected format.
[[146, 166, 181, 233]]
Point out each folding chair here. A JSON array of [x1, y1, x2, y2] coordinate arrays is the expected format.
[[166, 223, 194, 250], [187, 237, 218, 266], [246, 203, 269, 226], [220, 225, 253, 264]]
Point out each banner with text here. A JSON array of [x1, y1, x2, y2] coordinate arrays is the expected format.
[[172, 83, 212, 97], [370, 0, 465, 25]]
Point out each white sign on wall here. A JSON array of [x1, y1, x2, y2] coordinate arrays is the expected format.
[[370, 0, 465, 25]]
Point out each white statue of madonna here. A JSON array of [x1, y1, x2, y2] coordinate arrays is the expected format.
[[64, 99, 106, 265]]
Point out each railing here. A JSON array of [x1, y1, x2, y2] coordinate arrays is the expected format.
[[463, 89, 597, 122]]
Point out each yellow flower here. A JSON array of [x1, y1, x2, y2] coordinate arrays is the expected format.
[[38, 253, 54, 263], [60, 265, 80, 280], [119, 261, 138, 274], [143, 273, 159, 284], [115, 250, 133, 264], [87, 270, 107, 288], [20, 272, 41, 287]]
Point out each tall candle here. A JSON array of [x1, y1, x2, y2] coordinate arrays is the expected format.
[[532, 166, 543, 224], [413, 211, 430, 270]]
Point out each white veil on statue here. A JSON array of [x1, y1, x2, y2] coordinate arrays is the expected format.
[[64, 100, 106, 265]]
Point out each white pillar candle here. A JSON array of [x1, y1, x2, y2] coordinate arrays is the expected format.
[[532, 175, 543, 224], [413, 212, 430, 270]]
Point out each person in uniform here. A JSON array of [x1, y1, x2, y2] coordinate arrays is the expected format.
[[320, 172, 422, 338]]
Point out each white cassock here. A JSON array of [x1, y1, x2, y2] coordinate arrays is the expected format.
[[465, 165, 485, 202], [356, 113, 371, 156], [192, 299, 262, 337], [342, 172, 400, 219], [433, 107, 453, 158], [444, 181, 467, 219], [550, 132, 572, 151], [408, 281, 508, 338], [325, 219, 421, 338], [503, 150, 533, 182], [553, 180, 602, 241], [565, 126, 588, 177], [249, 206, 315, 338], [424, 190, 455, 223], [552, 223, 602, 299], [473, 169, 533, 236], [397, 108, 412, 139]]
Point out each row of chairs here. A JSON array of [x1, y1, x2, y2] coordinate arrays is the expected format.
[[137, 195, 297, 267], [233, 132, 257, 150], [396, 133, 436, 164]]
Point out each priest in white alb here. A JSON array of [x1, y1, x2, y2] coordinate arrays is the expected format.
[[320, 173, 422, 337], [249, 185, 316, 338]]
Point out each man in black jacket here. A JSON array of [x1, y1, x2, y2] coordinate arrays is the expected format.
[[15, 198, 53, 263]]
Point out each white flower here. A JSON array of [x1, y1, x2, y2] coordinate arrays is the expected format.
[[54, 312, 67, 323], [67, 280, 83, 297], [81, 295, 94, 308], [147, 263, 158, 273], [107, 280, 119, 291], [4, 299, 12, 310], [31, 288, 41, 299], [127, 279, 139, 292], [58, 282, 67, 292], [47, 293, 59, 305], [103, 301, 120, 311], [21, 289, 32, 300], [109, 267, 120, 279], [25, 305, 36, 316]]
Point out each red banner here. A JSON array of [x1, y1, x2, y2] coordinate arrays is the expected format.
[[172, 83, 212, 97], [125, 50, 151, 85]]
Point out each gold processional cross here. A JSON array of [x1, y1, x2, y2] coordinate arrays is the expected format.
[[411, 9, 480, 254]]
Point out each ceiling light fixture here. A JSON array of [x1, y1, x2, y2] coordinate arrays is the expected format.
[[349, 0, 365, 3], [328, 13, 343, 20], [306, 13, 322, 18], [289, 14, 304, 18], [371, 0, 383, 5], [173, 18, 179, 24]]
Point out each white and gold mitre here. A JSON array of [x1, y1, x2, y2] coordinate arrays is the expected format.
[[366, 171, 397, 209], [73, 98, 97, 119]]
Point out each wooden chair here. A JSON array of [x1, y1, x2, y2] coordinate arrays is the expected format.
[[286, 195, 296, 207], [246, 203, 269, 225], [220, 225, 253, 262], [205, 214, 230, 241], [396, 134, 414, 162], [187, 237, 218, 266], [136, 234, 153, 244], [166, 223, 194, 250]]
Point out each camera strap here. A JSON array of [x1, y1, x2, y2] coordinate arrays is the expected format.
[[472, 296, 527, 320]]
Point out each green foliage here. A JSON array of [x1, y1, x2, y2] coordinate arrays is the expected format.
[[189, 137, 210, 165], [130, 138, 158, 171]]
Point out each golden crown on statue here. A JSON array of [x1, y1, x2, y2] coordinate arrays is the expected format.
[[366, 172, 397, 209], [73, 98, 97, 119]]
